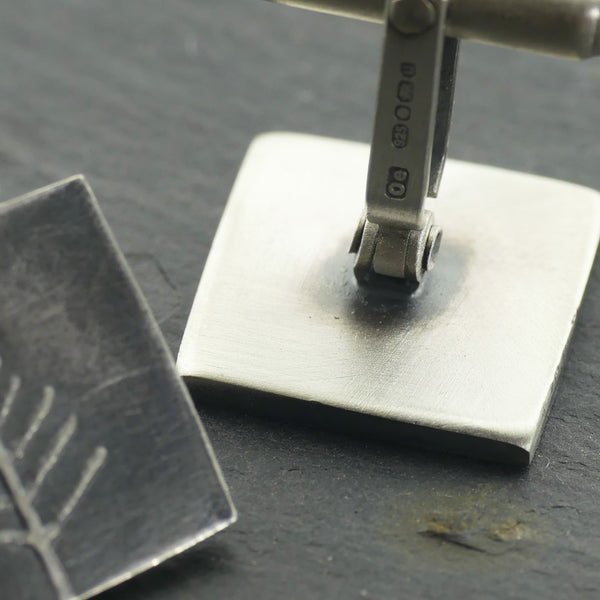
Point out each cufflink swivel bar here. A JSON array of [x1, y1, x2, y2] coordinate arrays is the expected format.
[[268, 0, 600, 283], [267, 0, 600, 59]]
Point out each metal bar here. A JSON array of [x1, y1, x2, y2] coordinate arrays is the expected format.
[[265, 0, 600, 58], [366, 0, 448, 229]]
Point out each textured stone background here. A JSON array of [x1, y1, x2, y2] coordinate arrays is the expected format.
[[1, 1, 600, 598]]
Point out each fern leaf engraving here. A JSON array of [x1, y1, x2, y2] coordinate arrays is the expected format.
[[57, 446, 107, 525], [28, 415, 78, 502], [15, 386, 55, 459], [0, 356, 108, 600], [0, 375, 20, 428]]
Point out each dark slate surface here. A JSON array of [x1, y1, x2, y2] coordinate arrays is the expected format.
[[1, 1, 599, 598]]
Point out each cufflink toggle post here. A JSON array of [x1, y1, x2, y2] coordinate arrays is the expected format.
[[270, 0, 600, 283]]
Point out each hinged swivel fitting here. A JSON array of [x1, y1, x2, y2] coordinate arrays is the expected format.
[[351, 0, 456, 284], [266, 0, 600, 284]]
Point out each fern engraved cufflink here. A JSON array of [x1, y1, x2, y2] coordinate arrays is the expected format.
[[0, 177, 236, 600]]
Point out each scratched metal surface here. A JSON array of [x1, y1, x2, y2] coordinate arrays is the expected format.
[[0, 178, 235, 599], [0, 0, 599, 598]]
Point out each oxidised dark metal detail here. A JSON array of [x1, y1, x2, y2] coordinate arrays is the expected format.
[[0, 177, 235, 600]]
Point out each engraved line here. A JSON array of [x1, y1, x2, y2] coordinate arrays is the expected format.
[[0, 436, 73, 599], [45, 522, 60, 542], [58, 446, 107, 523], [15, 387, 55, 459], [0, 375, 21, 429], [28, 415, 77, 502], [0, 530, 28, 545], [80, 365, 155, 402], [0, 280, 74, 322]]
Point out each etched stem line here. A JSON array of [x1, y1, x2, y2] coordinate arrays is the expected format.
[[0, 376, 20, 429], [0, 529, 28, 545], [15, 387, 55, 459], [28, 415, 77, 503], [58, 446, 107, 523]]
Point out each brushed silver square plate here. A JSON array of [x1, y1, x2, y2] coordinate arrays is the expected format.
[[0, 177, 236, 600], [178, 132, 600, 465]]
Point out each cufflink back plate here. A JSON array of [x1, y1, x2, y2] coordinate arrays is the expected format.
[[178, 132, 600, 464]]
